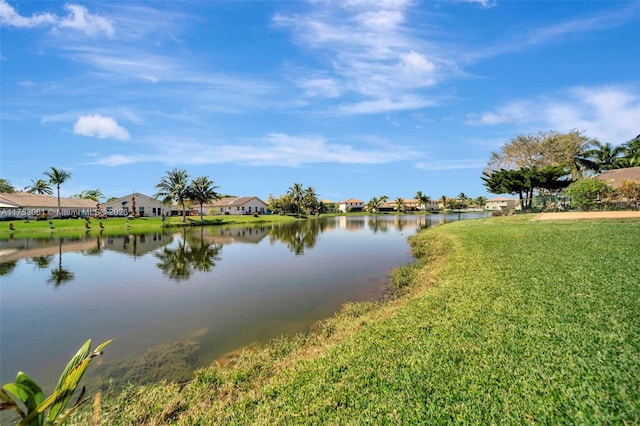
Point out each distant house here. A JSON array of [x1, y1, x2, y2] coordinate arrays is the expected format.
[[595, 166, 640, 188], [102, 193, 165, 217], [204, 196, 268, 216], [0, 192, 97, 219], [320, 199, 338, 213], [338, 198, 365, 212], [485, 197, 518, 211]]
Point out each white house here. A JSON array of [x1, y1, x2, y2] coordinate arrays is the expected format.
[[203, 196, 268, 215], [339, 198, 365, 212], [102, 192, 165, 217], [485, 197, 518, 211]]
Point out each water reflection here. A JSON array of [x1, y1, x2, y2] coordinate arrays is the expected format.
[[155, 228, 223, 281], [268, 219, 326, 255], [1, 214, 487, 394], [47, 239, 74, 287]]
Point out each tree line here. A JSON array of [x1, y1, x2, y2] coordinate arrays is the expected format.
[[483, 131, 640, 211]]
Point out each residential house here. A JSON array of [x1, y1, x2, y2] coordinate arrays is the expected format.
[[0, 192, 97, 219], [379, 198, 436, 212], [320, 199, 338, 213], [204, 196, 268, 216], [485, 197, 518, 211], [102, 193, 165, 217], [338, 198, 365, 213]]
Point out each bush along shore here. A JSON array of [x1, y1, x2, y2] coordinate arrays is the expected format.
[[60, 215, 640, 424]]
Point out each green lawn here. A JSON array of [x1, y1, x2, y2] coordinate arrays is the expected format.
[[65, 216, 640, 424], [0, 214, 298, 239]]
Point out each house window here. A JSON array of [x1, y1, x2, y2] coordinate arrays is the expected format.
[[139, 207, 145, 216]]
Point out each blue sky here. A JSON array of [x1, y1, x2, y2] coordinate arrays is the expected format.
[[1, 0, 639, 202]]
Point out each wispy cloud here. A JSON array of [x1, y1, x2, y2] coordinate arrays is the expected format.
[[338, 95, 436, 114], [274, 1, 450, 113], [465, 84, 640, 143], [90, 132, 421, 167], [0, 1, 114, 37], [465, 2, 640, 62], [74, 115, 130, 140]]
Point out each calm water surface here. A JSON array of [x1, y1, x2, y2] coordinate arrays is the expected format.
[[0, 214, 484, 391]]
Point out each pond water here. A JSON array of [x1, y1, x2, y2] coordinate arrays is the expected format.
[[0, 213, 485, 392]]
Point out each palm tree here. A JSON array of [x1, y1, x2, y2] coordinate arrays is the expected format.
[[188, 176, 220, 220], [415, 190, 431, 211], [24, 179, 53, 195], [304, 186, 319, 215], [576, 141, 626, 173], [393, 197, 405, 213], [457, 192, 469, 209], [155, 168, 190, 222], [44, 167, 72, 218], [618, 135, 640, 168], [73, 189, 104, 201], [366, 195, 389, 213], [287, 182, 305, 217], [439, 195, 448, 210]]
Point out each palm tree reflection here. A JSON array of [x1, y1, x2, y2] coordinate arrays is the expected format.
[[155, 228, 223, 281], [47, 238, 75, 287], [268, 220, 324, 255], [26, 255, 55, 269]]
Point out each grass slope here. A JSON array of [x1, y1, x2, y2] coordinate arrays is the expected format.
[[70, 216, 639, 424]]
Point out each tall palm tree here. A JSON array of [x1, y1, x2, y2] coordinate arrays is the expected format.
[[44, 167, 72, 218], [24, 178, 53, 195], [155, 168, 190, 222], [457, 192, 469, 209], [415, 190, 431, 211], [287, 182, 305, 217], [304, 186, 319, 215], [188, 176, 220, 220]]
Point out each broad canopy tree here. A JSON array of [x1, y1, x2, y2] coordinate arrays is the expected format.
[[482, 166, 572, 211]]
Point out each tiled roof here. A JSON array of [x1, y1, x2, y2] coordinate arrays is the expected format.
[[0, 192, 97, 209], [341, 198, 364, 203], [203, 196, 265, 208], [486, 197, 516, 202], [596, 166, 640, 188]]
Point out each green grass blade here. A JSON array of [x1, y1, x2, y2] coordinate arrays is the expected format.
[[15, 372, 44, 426], [52, 340, 91, 393], [44, 339, 112, 425], [2, 383, 32, 419]]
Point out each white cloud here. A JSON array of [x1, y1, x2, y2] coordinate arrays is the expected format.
[[74, 115, 130, 140], [339, 95, 436, 114], [465, 85, 640, 143], [0, 0, 55, 27], [90, 132, 421, 167], [0, 1, 113, 37], [274, 1, 447, 112], [455, 0, 496, 8], [57, 4, 114, 37]]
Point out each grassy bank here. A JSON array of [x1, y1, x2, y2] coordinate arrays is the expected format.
[[68, 216, 639, 424], [0, 214, 298, 239]]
